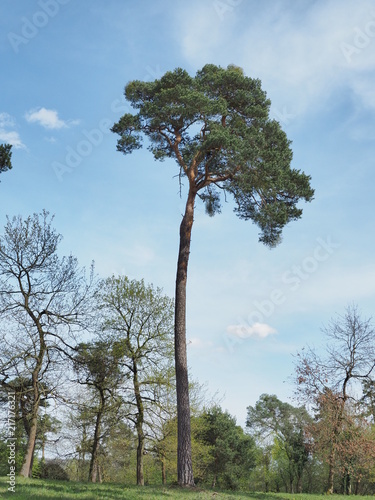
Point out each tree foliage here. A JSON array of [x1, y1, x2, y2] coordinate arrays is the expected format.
[[295, 305, 375, 493], [0, 211, 95, 477], [194, 406, 256, 489], [112, 64, 314, 246], [97, 275, 175, 486], [246, 394, 310, 493], [112, 63, 314, 486], [0, 144, 12, 176], [73, 340, 124, 482]]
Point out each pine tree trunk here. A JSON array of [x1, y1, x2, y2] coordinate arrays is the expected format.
[[175, 188, 196, 487]]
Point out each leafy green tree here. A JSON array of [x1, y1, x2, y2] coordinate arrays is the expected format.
[[246, 394, 310, 493], [194, 406, 256, 489], [250, 445, 278, 492], [98, 275, 174, 486], [152, 379, 210, 485], [112, 64, 314, 485], [0, 144, 12, 176], [0, 211, 95, 477]]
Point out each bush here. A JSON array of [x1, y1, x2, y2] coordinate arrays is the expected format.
[[41, 459, 70, 481]]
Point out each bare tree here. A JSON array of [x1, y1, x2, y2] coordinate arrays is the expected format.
[[295, 305, 375, 493], [0, 211, 94, 477]]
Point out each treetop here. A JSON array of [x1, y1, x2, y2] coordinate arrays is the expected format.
[[112, 64, 314, 247]]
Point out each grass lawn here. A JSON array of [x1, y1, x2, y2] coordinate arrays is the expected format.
[[1, 478, 375, 500]]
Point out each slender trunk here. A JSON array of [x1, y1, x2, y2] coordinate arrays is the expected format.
[[161, 456, 166, 485], [97, 463, 102, 483], [345, 470, 351, 495], [20, 369, 41, 478], [133, 357, 145, 486], [136, 428, 145, 486], [327, 451, 335, 494], [175, 188, 196, 487], [19, 412, 38, 477], [89, 389, 104, 483]]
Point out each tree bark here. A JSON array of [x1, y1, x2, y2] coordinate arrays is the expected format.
[[136, 427, 145, 486], [327, 452, 335, 494], [89, 389, 104, 483], [133, 357, 145, 486], [19, 412, 38, 477], [161, 456, 166, 485], [175, 187, 196, 487], [20, 366, 42, 478]]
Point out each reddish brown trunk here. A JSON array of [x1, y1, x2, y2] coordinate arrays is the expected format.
[[175, 187, 196, 487]]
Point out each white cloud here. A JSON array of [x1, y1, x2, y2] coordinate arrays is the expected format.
[[188, 337, 214, 349], [226, 322, 277, 339], [25, 107, 69, 130], [44, 136, 57, 143], [0, 113, 16, 129], [0, 112, 25, 149], [177, 0, 375, 116]]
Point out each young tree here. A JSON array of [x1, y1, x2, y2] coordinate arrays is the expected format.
[[295, 305, 375, 493], [311, 389, 375, 494], [246, 394, 310, 493], [112, 64, 314, 486], [73, 340, 124, 483], [98, 275, 174, 486], [0, 144, 12, 176], [0, 211, 94, 477], [194, 405, 256, 489]]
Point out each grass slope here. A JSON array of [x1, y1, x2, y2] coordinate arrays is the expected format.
[[1, 478, 375, 500]]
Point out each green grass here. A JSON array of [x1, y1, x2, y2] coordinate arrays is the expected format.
[[1, 478, 375, 500]]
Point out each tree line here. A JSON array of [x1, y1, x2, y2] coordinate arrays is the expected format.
[[2, 64, 373, 494], [0, 212, 375, 494], [0, 63, 315, 487]]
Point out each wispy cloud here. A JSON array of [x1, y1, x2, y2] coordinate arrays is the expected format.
[[0, 112, 25, 149], [25, 107, 77, 130], [226, 322, 277, 339], [188, 337, 214, 349], [178, 0, 375, 116]]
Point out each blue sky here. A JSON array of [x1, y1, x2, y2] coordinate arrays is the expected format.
[[1, 0, 375, 426]]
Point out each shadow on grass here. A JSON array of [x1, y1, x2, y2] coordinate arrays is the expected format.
[[1, 477, 173, 499]]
